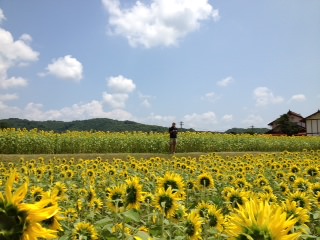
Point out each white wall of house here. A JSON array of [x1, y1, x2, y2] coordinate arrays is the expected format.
[[306, 111, 320, 136]]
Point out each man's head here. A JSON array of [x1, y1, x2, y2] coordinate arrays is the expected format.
[[172, 122, 176, 127]]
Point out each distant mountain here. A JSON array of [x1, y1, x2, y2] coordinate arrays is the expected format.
[[0, 118, 195, 133]]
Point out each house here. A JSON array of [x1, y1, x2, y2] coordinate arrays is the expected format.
[[305, 109, 320, 136], [267, 110, 306, 135]]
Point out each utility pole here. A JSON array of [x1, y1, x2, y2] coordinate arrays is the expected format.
[[180, 121, 184, 129]]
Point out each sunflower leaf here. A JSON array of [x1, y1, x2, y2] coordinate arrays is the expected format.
[[122, 209, 140, 222]]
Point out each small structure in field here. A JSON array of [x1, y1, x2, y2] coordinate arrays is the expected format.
[[305, 109, 320, 136]]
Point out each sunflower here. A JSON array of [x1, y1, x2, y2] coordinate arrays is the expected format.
[[30, 186, 45, 202], [206, 205, 224, 232], [195, 201, 211, 218], [304, 166, 318, 177], [225, 187, 250, 210], [224, 198, 301, 240], [311, 183, 320, 196], [125, 176, 143, 210], [315, 192, 320, 208], [293, 178, 311, 192], [89, 197, 104, 212], [197, 172, 214, 189], [64, 208, 78, 222], [281, 200, 310, 233], [107, 185, 125, 213], [278, 182, 290, 196], [287, 191, 312, 211], [184, 210, 203, 240], [51, 181, 68, 199], [153, 187, 180, 218], [0, 170, 58, 240], [39, 191, 64, 232], [72, 222, 98, 240], [157, 172, 186, 199]]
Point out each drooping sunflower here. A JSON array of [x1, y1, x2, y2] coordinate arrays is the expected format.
[[197, 172, 214, 189], [184, 210, 203, 240], [224, 198, 301, 240], [125, 176, 143, 210], [0, 170, 58, 240], [64, 208, 78, 223], [157, 172, 186, 199], [153, 187, 180, 218], [72, 221, 98, 240]]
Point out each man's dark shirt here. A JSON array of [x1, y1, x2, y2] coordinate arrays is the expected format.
[[169, 126, 178, 138]]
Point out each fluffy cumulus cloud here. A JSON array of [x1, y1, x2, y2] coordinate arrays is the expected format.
[[0, 26, 39, 89], [290, 94, 306, 102], [217, 76, 234, 87], [253, 87, 284, 106], [183, 111, 218, 130], [102, 0, 219, 48], [42, 55, 83, 81], [107, 75, 136, 93], [103, 75, 136, 109]]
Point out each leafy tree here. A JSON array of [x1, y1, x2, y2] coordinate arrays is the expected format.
[[275, 114, 301, 136]]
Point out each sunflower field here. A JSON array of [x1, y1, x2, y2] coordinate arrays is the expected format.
[[1, 128, 320, 154], [1, 150, 320, 239]]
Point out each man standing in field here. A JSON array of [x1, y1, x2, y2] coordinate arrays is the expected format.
[[169, 122, 178, 154]]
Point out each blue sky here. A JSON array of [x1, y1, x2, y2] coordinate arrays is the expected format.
[[0, 0, 319, 131]]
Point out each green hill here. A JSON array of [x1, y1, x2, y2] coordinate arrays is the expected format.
[[0, 118, 195, 133]]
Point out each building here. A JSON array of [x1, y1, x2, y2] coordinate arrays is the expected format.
[[305, 109, 320, 136], [267, 110, 306, 135]]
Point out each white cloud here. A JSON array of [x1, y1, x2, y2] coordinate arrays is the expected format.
[[0, 100, 133, 121], [107, 75, 136, 93], [0, 27, 39, 89], [138, 92, 153, 108], [42, 55, 83, 81], [145, 113, 175, 126], [217, 76, 233, 87], [290, 94, 306, 102], [183, 111, 218, 130], [201, 92, 220, 102], [222, 114, 233, 122], [102, 75, 137, 109], [242, 114, 264, 127], [102, 0, 219, 48], [0, 93, 18, 102], [0, 8, 6, 23], [102, 92, 129, 108], [253, 87, 284, 106]]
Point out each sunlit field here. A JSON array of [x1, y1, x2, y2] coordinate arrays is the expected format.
[[1, 129, 320, 239], [1, 128, 320, 154], [1, 151, 320, 239]]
